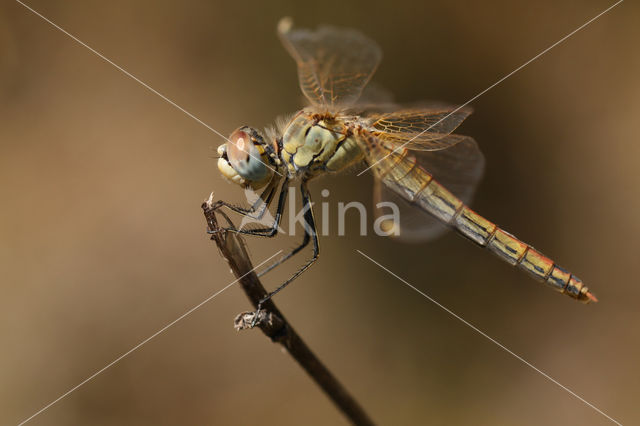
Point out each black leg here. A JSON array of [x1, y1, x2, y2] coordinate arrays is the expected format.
[[251, 180, 319, 326], [257, 230, 309, 278], [211, 176, 279, 221], [209, 177, 289, 237]]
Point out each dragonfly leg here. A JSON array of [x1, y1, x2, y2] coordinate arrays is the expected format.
[[257, 181, 316, 277], [208, 177, 289, 237], [251, 180, 319, 327], [256, 229, 309, 278], [210, 176, 279, 221]]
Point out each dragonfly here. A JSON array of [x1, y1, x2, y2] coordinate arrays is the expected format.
[[212, 17, 597, 318]]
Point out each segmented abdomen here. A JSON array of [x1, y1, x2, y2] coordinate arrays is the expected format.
[[371, 145, 595, 303]]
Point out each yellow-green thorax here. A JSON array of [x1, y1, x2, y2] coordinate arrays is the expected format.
[[281, 111, 365, 177]]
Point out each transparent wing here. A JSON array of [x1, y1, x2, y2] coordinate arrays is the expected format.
[[278, 17, 382, 108], [367, 107, 472, 151], [370, 136, 485, 243], [344, 85, 396, 117], [374, 178, 450, 242]]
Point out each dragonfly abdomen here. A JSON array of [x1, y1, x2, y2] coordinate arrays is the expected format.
[[376, 149, 596, 303], [452, 204, 596, 303]]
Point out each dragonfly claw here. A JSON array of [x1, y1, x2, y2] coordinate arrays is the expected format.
[[249, 305, 264, 328]]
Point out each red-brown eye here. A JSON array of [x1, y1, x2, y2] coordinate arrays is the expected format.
[[227, 129, 252, 165], [224, 127, 272, 183]]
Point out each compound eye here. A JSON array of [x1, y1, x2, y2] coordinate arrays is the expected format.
[[227, 129, 253, 165], [226, 128, 270, 182]]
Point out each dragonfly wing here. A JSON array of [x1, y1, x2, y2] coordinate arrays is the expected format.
[[412, 136, 485, 203], [278, 17, 382, 108], [349, 82, 397, 113], [374, 177, 449, 242], [370, 135, 485, 243], [367, 107, 472, 151]]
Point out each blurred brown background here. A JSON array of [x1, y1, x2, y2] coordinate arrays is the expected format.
[[1, 0, 638, 425]]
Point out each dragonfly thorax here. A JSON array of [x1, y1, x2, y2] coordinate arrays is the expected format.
[[281, 111, 365, 177]]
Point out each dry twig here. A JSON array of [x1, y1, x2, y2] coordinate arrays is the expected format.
[[202, 197, 374, 426]]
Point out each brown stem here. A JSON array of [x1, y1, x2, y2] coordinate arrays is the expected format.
[[202, 198, 375, 426]]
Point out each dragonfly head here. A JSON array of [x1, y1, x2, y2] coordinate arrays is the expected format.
[[217, 126, 274, 189]]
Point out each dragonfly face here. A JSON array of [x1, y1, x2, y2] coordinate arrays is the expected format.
[[212, 17, 596, 309]]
